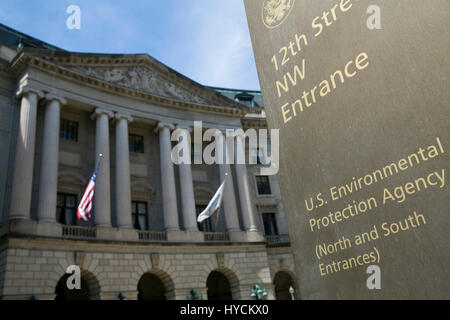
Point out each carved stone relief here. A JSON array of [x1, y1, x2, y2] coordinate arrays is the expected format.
[[68, 65, 210, 105]]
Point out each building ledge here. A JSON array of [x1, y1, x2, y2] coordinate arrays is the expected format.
[[265, 234, 291, 248], [0, 219, 267, 246]]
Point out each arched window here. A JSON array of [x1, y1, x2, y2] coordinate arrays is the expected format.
[[234, 92, 255, 107]]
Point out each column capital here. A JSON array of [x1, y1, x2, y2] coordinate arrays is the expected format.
[[16, 86, 45, 99], [115, 113, 133, 123], [154, 121, 175, 133], [45, 94, 67, 106], [212, 128, 225, 137], [175, 125, 192, 133], [90, 108, 114, 120]]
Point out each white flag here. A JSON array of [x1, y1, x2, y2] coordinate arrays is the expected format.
[[197, 176, 227, 223]]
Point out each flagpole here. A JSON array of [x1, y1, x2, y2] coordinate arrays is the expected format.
[[214, 172, 228, 232]]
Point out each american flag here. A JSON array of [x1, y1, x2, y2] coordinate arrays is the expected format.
[[77, 165, 99, 221]]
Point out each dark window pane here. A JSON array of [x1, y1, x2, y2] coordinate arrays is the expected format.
[[132, 213, 138, 228], [129, 134, 144, 153], [60, 119, 78, 142], [256, 176, 272, 195], [235, 93, 254, 107], [65, 209, 74, 226], [138, 215, 147, 231], [138, 203, 146, 214], [66, 195, 76, 208], [56, 207, 62, 224], [262, 213, 278, 236], [196, 205, 212, 232], [131, 201, 148, 230], [203, 220, 213, 232], [133, 213, 140, 230], [57, 193, 78, 226], [57, 194, 64, 207]]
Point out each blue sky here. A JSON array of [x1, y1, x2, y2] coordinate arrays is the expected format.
[[0, 0, 260, 90]]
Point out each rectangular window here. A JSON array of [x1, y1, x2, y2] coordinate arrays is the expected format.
[[256, 176, 272, 195], [60, 119, 78, 142], [196, 205, 213, 232], [132, 201, 148, 230], [56, 193, 77, 225], [262, 213, 278, 236], [129, 134, 144, 153]]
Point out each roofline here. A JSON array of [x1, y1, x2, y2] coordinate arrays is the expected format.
[[1, 23, 261, 104], [15, 48, 248, 110], [0, 23, 63, 51], [208, 85, 261, 94]]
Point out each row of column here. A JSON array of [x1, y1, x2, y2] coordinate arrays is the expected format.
[[91, 108, 134, 228], [158, 124, 259, 233], [9, 88, 259, 234]]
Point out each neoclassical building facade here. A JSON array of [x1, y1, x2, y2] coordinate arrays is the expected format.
[[0, 24, 297, 300]]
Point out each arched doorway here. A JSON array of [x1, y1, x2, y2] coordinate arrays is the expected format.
[[137, 270, 175, 300], [206, 268, 239, 300], [274, 271, 297, 300], [207, 271, 232, 300], [55, 270, 100, 300]]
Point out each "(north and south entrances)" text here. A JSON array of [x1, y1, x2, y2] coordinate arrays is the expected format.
[[303, 137, 446, 276]]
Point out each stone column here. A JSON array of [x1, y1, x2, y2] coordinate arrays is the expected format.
[[215, 130, 240, 232], [91, 108, 114, 227], [37, 94, 67, 223], [9, 87, 44, 220], [175, 126, 198, 231], [234, 131, 259, 232], [115, 113, 133, 229], [155, 122, 179, 231]]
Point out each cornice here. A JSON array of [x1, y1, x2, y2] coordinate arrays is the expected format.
[[154, 122, 175, 132], [115, 112, 133, 123], [7, 52, 247, 118], [242, 117, 268, 130], [90, 108, 115, 120], [15, 78, 45, 99], [45, 93, 67, 105]]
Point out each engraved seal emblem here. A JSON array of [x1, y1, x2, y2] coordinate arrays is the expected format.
[[262, 0, 295, 29]]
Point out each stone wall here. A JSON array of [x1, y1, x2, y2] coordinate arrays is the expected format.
[[266, 247, 299, 298], [0, 237, 296, 300]]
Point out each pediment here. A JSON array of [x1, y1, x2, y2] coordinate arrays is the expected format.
[[14, 49, 242, 109], [66, 64, 213, 105]]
